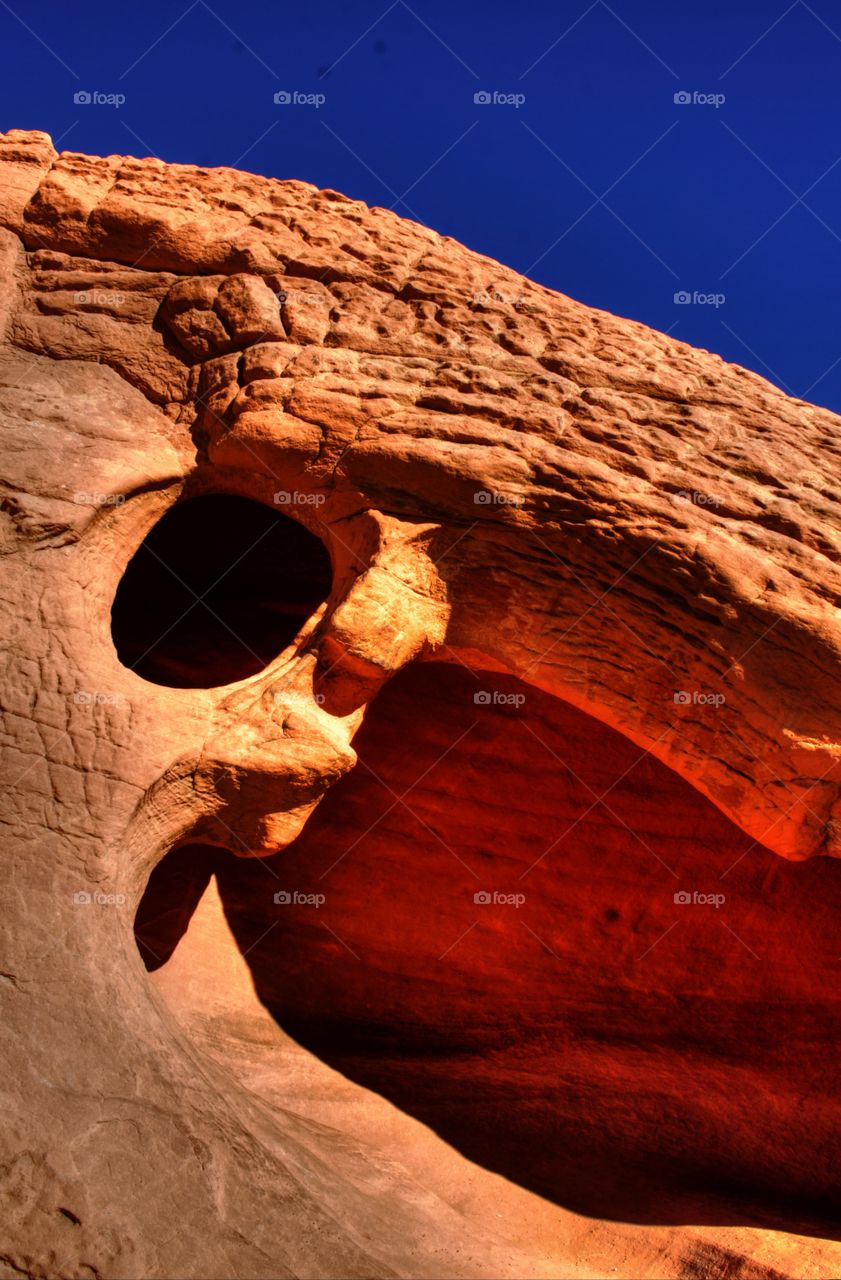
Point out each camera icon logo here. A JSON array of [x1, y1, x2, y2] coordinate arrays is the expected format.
[[673, 691, 690, 704], [273, 90, 292, 104], [674, 90, 692, 105], [273, 490, 291, 504], [674, 890, 692, 905], [73, 891, 92, 905], [474, 490, 493, 504], [74, 91, 92, 105], [474, 890, 492, 904], [474, 90, 492, 104], [474, 691, 491, 705], [674, 290, 692, 304], [273, 891, 292, 904]]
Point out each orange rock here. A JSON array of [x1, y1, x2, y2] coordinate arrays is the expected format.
[[1, 128, 840, 1279]]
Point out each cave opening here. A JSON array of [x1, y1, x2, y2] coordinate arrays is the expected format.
[[111, 493, 332, 688], [134, 843, 227, 972], [133, 661, 841, 1235]]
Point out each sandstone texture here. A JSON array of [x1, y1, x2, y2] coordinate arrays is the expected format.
[[1, 128, 841, 1279]]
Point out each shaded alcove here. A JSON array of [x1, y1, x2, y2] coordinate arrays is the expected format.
[[112, 493, 332, 687], [135, 843, 223, 971], [136, 661, 841, 1236]]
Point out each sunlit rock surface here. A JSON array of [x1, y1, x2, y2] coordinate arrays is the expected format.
[[1, 128, 841, 1279]]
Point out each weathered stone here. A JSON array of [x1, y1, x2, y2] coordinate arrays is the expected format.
[[1, 128, 840, 1280]]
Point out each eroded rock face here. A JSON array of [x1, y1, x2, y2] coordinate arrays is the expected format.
[[1, 128, 840, 1279], [139, 663, 841, 1225]]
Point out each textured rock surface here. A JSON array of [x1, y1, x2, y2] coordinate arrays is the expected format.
[[1, 127, 841, 1279]]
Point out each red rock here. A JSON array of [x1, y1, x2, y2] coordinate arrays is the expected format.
[[1, 128, 841, 1279]]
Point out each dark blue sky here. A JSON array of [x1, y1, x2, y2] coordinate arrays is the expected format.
[[2, 0, 841, 410]]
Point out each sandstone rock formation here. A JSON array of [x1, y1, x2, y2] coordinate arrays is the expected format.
[[1, 127, 840, 1279]]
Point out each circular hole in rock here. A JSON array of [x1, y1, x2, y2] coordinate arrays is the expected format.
[[111, 493, 332, 688]]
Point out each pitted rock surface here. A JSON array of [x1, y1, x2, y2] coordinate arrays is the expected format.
[[2, 129, 841, 1280]]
